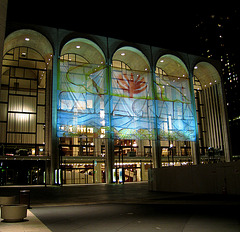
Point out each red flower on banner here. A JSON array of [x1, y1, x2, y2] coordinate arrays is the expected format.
[[117, 73, 147, 98]]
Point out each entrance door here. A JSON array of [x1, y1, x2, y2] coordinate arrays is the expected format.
[[63, 168, 94, 184], [124, 167, 141, 182]]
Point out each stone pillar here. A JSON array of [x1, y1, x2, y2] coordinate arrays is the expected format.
[[106, 138, 114, 184], [94, 162, 102, 183], [189, 73, 200, 165], [0, 0, 8, 90], [50, 39, 60, 185]]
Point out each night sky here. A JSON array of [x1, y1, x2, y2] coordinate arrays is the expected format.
[[6, 1, 239, 55]]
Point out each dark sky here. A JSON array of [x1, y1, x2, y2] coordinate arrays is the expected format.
[[6, 1, 238, 55]]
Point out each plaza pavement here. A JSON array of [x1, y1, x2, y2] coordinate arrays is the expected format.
[[1, 182, 240, 231]]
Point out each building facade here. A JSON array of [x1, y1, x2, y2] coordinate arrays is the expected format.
[[0, 24, 231, 185]]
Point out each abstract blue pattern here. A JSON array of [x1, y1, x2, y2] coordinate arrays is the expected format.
[[57, 62, 196, 141]]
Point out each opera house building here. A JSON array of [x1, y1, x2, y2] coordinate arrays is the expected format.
[[0, 24, 231, 185]]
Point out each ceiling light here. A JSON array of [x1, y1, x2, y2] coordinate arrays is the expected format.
[[25, 37, 30, 41], [121, 53, 125, 56], [76, 45, 80, 49]]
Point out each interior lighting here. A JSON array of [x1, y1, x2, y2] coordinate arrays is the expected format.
[[76, 45, 81, 49], [121, 53, 125, 56], [194, 66, 198, 69], [160, 60, 164, 63], [25, 37, 30, 41]]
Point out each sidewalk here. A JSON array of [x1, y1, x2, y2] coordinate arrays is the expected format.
[[0, 210, 51, 232]]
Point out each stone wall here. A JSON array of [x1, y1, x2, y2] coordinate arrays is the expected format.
[[149, 162, 240, 195]]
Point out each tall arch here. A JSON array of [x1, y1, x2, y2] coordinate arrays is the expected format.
[[1, 29, 53, 151], [109, 46, 155, 178], [194, 62, 230, 162], [57, 37, 108, 184], [155, 54, 197, 165], [111, 46, 153, 139], [0, 29, 53, 184]]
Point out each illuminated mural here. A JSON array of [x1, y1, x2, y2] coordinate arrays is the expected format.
[[154, 73, 195, 141], [111, 68, 155, 139], [57, 60, 108, 138], [57, 60, 196, 141]]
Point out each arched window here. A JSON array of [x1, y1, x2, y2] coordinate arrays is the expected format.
[[111, 46, 153, 165], [1, 29, 53, 157], [193, 62, 226, 161], [57, 38, 106, 157], [155, 55, 196, 164], [1, 46, 48, 155], [111, 46, 153, 140]]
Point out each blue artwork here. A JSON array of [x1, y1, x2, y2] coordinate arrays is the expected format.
[[56, 62, 196, 141]]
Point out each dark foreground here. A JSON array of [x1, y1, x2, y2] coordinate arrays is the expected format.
[[1, 183, 240, 231], [31, 203, 240, 232]]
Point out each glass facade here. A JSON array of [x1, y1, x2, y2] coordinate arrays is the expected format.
[[0, 28, 231, 185], [1, 46, 47, 153]]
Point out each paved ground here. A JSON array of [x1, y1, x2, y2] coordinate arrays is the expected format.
[[1, 182, 240, 231], [1, 182, 240, 206], [30, 204, 240, 232]]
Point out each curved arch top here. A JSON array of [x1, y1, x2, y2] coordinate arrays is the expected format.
[[112, 46, 150, 71], [156, 54, 189, 78], [193, 61, 221, 88], [4, 29, 53, 62], [61, 38, 105, 65]]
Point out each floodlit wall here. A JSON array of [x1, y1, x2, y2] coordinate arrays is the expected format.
[[0, 25, 232, 184]]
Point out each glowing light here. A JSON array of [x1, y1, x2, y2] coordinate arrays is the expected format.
[[121, 53, 125, 56], [25, 37, 30, 41]]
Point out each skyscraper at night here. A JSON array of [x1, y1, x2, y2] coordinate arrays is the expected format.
[[194, 8, 240, 156]]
